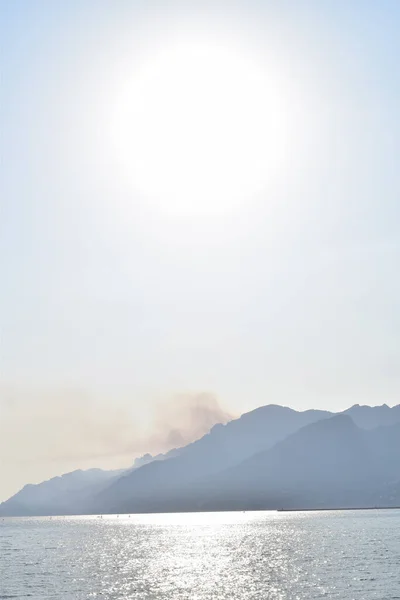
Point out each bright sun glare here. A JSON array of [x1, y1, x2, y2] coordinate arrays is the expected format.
[[111, 34, 289, 215]]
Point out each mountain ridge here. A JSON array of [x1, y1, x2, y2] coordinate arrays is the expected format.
[[2, 402, 400, 516]]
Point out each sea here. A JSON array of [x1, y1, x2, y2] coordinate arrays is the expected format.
[[1, 509, 399, 599]]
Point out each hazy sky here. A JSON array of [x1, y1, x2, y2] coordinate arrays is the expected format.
[[1, 0, 400, 500]]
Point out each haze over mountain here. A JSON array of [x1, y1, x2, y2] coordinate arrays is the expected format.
[[0, 469, 123, 518], [198, 416, 400, 511], [0, 389, 231, 502], [2, 402, 400, 517], [343, 403, 400, 430]]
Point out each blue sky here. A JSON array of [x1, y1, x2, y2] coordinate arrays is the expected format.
[[1, 0, 400, 499]]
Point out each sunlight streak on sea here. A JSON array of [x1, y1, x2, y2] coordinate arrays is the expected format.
[[1, 510, 399, 599]]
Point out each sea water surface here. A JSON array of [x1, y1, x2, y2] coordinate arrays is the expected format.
[[1, 509, 399, 599]]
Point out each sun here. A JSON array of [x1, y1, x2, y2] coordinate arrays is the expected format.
[[111, 33, 288, 216]]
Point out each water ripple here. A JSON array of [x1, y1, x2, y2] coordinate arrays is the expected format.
[[1, 510, 400, 599]]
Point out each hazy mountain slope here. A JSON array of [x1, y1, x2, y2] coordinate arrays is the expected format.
[[197, 416, 400, 511], [342, 403, 400, 429], [132, 448, 180, 469], [0, 450, 181, 517], [367, 422, 400, 482], [204, 415, 372, 503], [103, 416, 400, 513], [4, 403, 400, 516], [94, 405, 332, 513], [0, 468, 124, 517]]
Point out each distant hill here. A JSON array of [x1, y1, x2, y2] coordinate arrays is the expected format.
[[0, 468, 124, 517], [92, 405, 331, 514], [132, 448, 180, 469], [342, 403, 400, 429], [103, 414, 400, 514], [0, 450, 180, 517], [197, 415, 400, 511], [1, 403, 400, 516]]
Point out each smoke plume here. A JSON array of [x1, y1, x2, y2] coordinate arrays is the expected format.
[[0, 384, 233, 500]]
